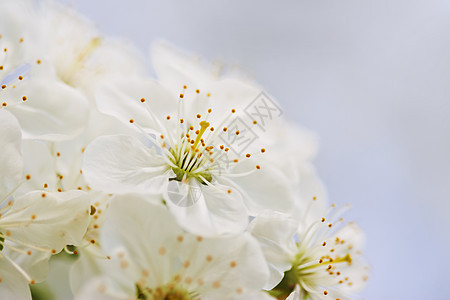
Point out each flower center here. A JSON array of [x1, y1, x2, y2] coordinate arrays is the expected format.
[[135, 282, 196, 300], [168, 121, 214, 184], [268, 245, 353, 299], [132, 86, 264, 185]]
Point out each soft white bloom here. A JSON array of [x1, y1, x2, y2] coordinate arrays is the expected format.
[[82, 44, 325, 235], [17, 115, 122, 298], [82, 80, 280, 235], [0, 110, 91, 298], [31, 0, 146, 98], [0, 0, 145, 141], [249, 205, 369, 300], [0, 0, 89, 140], [76, 193, 270, 300], [152, 42, 328, 216], [0, 1, 369, 299], [2, 0, 143, 195], [0, 2, 146, 297]]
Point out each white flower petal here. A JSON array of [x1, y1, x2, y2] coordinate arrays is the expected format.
[[70, 246, 111, 296], [249, 211, 299, 289], [323, 223, 369, 295], [20, 139, 56, 193], [98, 194, 269, 299], [164, 179, 248, 236], [201, 181, 249, 233], [35, 2, 146, 92], [101, 194, 182, 286], [0, 0, 34, 36], [291, 163, 328, 224], [179, 232, 269, 299], [6, 79, 89, 140], [75, 276, 128, 300], [226, 159, 295, 215], [0, 190, 90, 250], [0, 109, 23, 199], [181, 78, 263, 126], [0, 255, 32, 300], [234, 291, 275, 300], [3, 245, 50, 283], [95, 79, 176, 130], [202, 78, 262, 111], [151, 41, 218, 93], [83, 135, 169, 194]]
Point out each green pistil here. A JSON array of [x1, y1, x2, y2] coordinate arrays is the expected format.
[[171, 166, 212, 184], [168, 140, 213, 185]]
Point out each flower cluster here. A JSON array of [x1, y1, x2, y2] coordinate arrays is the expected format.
[[0, 1, 369, 299]]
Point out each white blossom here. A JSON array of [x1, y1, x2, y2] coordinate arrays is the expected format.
[[0, 2, 370, 299], [0, 1, 89, 140], [250, 205, 369, 300], [76, 193, 270, 300], [0, 109, 91, 298], [82, 44, 324, 235]]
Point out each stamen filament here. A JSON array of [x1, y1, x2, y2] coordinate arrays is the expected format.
[[297, 254, 352, 274], [3, 254, 32, 282]]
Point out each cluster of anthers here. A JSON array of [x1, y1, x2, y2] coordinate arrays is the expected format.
[[129, 86, 265, 186]]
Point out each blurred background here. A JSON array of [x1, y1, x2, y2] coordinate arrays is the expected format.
[[55, 0, 450, 299]]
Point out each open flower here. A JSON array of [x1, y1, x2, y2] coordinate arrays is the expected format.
[[249, 205, 369, 300], [82, 78, 296, 235], [81, 43, 326, 236], [0, 110, 91, 298], [75, 193, 270, 300]]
